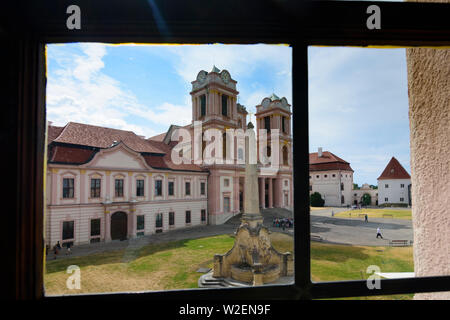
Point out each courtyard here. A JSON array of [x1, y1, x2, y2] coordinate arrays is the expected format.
[[45, 207, 414, 299]]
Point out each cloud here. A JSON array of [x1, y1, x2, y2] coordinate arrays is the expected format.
[[46, 43, 192, 138]]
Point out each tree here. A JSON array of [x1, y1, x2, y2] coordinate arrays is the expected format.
[[310, 192, 325, 207], [353, 183, 360, 190], [362, 193, 371, 206]]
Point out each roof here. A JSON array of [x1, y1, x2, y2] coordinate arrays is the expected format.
[[211, 65, 220, 73], [377, 157, 411, 180], [47, 122, 205, 172], [270, 93, 280, 101], [51, 122, 165, 154], [309, 151, 353, 172]]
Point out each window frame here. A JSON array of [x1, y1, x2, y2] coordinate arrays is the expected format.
[[9, 0, 450, 301]]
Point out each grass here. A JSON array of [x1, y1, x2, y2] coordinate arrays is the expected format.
[[334, 208, 412, 220], [45, 232, 413, 299]]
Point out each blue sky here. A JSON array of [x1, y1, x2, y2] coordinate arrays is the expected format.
[[46, 43, 410, 186]]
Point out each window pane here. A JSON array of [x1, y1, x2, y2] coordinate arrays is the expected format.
[[137, 215, 145, 230], [90, 219, 101, 236], [62, 221, 74, 240]]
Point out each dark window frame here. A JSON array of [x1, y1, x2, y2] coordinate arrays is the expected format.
[[115, 178, 124, 197], [136, 179, 145, 197], [90, 218, 101, 237], [90, 178, 101, 198], [62, 177, 74, 199], [155, 179, 163, 197], [221, 94, 228, 116], [137, 215, 145, 231], [169, 212, 175, 226], [185, 210, 191, 224], [8, 0, 450, 301], [168, 180, 174, 196]]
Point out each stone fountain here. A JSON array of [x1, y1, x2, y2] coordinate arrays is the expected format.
[[199, 123, 293, 287]]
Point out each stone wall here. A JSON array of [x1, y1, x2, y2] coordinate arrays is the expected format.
[[406, 42, 449, 298]]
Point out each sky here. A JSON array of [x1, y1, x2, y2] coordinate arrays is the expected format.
[[46, 43, 410, 186]]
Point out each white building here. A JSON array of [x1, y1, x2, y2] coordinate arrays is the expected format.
[[309, 148, 354, 207], [377, 157, 411, 206]]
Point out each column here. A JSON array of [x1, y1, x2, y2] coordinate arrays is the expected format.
[[259, 178, 265, 209], [105, 171, 111, 201], [105, 210, 111, 242], [128, 172, 133, 200], [233, 176, 239, 213], [268, 178, 273, 208], [129, 208, 136, 239], [80, 170, 86, 204]]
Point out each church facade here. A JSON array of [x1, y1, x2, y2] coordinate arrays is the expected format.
[[45, 67, 293, 247]]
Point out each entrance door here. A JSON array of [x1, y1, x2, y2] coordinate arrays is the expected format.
[[111, 211, 127, 240]]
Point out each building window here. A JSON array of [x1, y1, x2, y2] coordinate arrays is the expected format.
[[169, 212, 175, 226], [90, 219, 101, 242], [168, 181, 174, 196], [200, 94, 206, 117], [137, 215, 145, 231], [332, 174, 336, 177], [400, 184, 405, 188], [385, 184, 389, 188], [224, 196, 231, 213], [201, 209, 206, 223], [115, 179, 124, 197], [285, 180, 288, 186], [185, 181, 191, 196], [136, 179, 144, 197], [155, 213, 163, 229], [283, 146, 288, 166], [316, 175, 319, 179], [385, 197, 389, 202], [62, 178, 74, 198], [309, 185, 312, 191], [341, 195, 345, 204], [400, 197, 404, 202], [200, 182, 206, 195], [264, 116, 270, 132], [324, 174, 328, 178], [155, 179, 162, 196], [238, 148, 244, 161], [222, 132, 227, 159], [90, 178, 101, 198], [282, 116, 286, 133], [354, 193, 357, 196], [62, 221, 74, 241], [221, 94, 228, 116], [341, 183, 344, 191], [185, 211, 191, 224], [224, 178, 230, 187]]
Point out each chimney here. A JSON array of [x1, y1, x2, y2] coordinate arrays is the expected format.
[[318, 147, 323, 157]]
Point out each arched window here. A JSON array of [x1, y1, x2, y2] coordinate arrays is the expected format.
[[282, 146, 288, 165]]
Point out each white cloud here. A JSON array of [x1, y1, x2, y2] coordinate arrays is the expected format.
[[46, 43, 190, 138]]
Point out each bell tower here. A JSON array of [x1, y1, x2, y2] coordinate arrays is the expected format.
[[255, 94, 292, 167], [190, 66, 247, 131]]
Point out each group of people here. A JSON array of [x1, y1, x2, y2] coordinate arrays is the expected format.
[[46, 241, 72, 259], [272, 217, 294, 230]]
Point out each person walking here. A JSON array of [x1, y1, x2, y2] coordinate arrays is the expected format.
[[365, 214, 368, 223], [376, 227, 383, 239], [66, 242, 72, 255]]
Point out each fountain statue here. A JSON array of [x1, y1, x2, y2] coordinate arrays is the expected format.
[[199, 122, 293, 287]]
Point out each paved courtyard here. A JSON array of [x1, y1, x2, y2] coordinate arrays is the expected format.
[[46, 207, 413, 260]]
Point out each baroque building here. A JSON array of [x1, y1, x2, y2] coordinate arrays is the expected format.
[[45, 66, 293, 247], [377, 156, 411, 206]]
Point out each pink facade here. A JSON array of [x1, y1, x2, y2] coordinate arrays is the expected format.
[[45, 67, 293, 246]]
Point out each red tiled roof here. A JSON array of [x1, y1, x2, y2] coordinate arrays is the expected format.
[[47, 122, 205, 172], [309, 151, 353, 172], [52, 122, 165, 154], [50, 145, 96, 164], [47, 125, 65, 144], [378, 157, 410, 180]]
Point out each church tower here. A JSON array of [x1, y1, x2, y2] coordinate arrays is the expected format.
[[190, 66, 247, 132], [255, 94, 292, 167]]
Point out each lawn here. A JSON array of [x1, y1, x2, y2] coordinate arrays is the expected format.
[[45, 233, 414, 299], [334, 208, 412, 220]]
